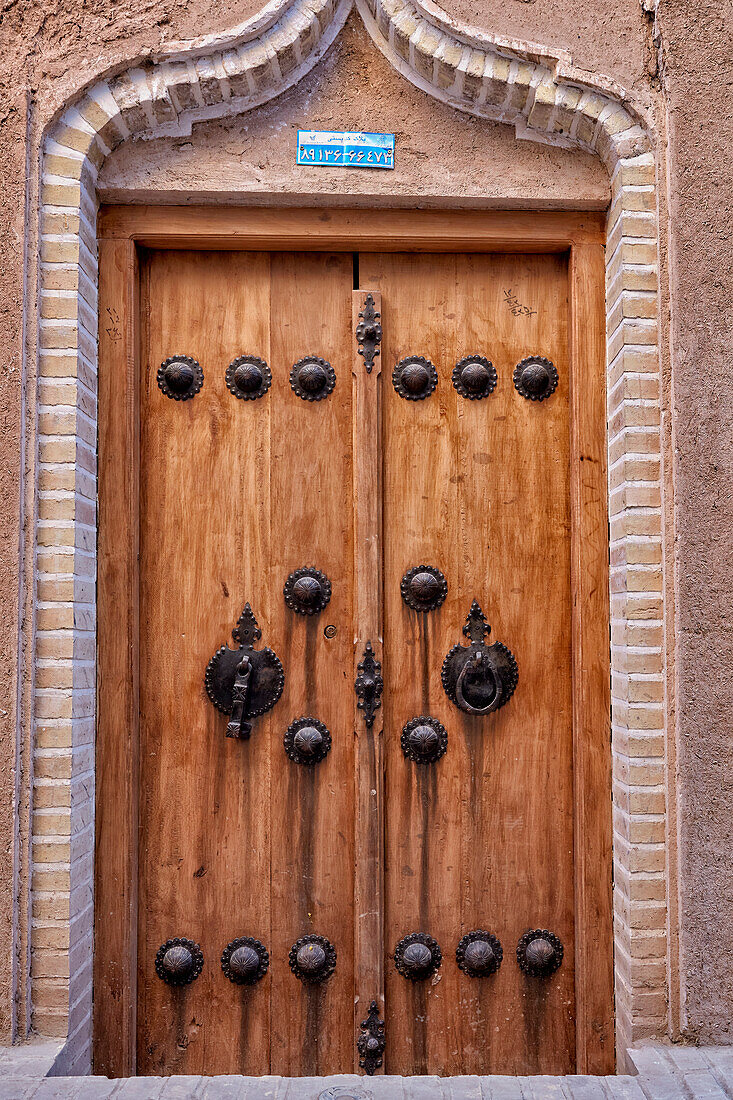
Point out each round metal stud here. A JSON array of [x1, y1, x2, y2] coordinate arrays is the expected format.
[[283, 567, 332, 615], [516, 928, 564, 976], [284, 716, 332, 766], [392, 356, 438, 401], [456, 930, 503, 977], [225, 355, 271, 401], [155, 937, 204, 985], [401, 716, 448, 765], [290, 356, 336, 402], [394, 932, 442, 981], [513, 356, 559, 402], [157, 356, 204, 401], [400, 565, 448, 612], [452, 355, 497, 400], [289, 934, 337, 983], [221, 936, 269, 985]]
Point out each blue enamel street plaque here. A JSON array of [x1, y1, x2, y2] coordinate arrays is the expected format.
[[297, 130, 395, 170]]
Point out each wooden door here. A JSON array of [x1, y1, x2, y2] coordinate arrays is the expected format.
[[96, 217, 612, 1080]]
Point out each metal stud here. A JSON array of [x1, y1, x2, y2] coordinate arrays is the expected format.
[[290, 356, 336, 401], [456, 930, 503, 977], [225, 355, 271, 401], [401, 716, 448, 764], [221, 936, 269, 984], [289, 934, 337, 983], [157, 355, 204, 401], [283, 567, 332, 615], [284, 716, 332, 765], [513, 356, 559, 402], [516, 929, 564, 976], [392, 356, 438, 401], [452, 355, 497, 400], [400, 565, 448, 612], [155, 937, 204, 985], [394, 932, 441, 981]]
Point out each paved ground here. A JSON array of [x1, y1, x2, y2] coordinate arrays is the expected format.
[[0, 1045, 731, 1100]]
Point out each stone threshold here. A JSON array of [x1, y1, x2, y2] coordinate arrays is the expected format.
[[0, 1046, 731, 1100]]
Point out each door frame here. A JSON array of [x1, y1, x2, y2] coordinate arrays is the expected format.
[[95, 205, 613, 1077]]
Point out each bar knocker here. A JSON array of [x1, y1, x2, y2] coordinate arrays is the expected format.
[[441, 600, 518, 716], [205, 603, 284, 739]]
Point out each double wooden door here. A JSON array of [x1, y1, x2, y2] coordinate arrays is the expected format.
[[96, 218, 613, 1080]]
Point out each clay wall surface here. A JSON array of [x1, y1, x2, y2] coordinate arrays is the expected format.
[[0, 0, 730, 1056]]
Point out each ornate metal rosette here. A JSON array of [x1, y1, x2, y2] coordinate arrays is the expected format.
[[516, 928, 564, 976], [456, 930, 503, 977], [392, 355, 438, 401], [154, 937, 204, 986], [225, 354, 271, 401], [289, 934, 337, 984], [283, 567, 332, 615], [157, 355, 204, 401], [284, 716, 332, 766], [401, 716, 448, 765], [220, 936, 269, 985], [400, 565, 448, 612], [394, 931, 442, 981], [513, 356, 559, 402], [290, 355, 336, 401], [452, 355, 497, 400]]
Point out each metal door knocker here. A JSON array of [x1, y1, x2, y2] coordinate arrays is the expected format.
[[283, 567, 332, 615], [289, 934, 337, 983], [394, 932, 442, 981], [155, 937, 204, 985], [513, 356, 558, 401], [456, 930, 503, 977], [290, 356, 336, 401], [441, 600, 518, 716], [225, 354, 271, 400], [205, 603, 284, 739], [157, 355, 204, 401], [401, 716, 448, 764], [516, 929, 564, 976], [221, 936, 269, 984], [400, 565, 447, 612], [284, 716, 332, 765], [452, 355, 497, 400], [392, 355, 437, 401]]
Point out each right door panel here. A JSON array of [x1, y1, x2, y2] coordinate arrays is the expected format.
[[362, 252, 576, 1075]]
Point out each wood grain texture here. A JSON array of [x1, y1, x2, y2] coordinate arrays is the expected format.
[[352, 291, 385, 1070], [570, 243, 614, 1073], [95, 237, 140, 1077]]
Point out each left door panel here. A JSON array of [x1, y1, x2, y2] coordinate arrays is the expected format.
[[135, 249, 355, 1076]]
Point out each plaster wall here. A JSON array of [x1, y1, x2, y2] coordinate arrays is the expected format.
[[0, 0, 731, 1072]]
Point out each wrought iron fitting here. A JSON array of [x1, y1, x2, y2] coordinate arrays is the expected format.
[[157, 355, 204, 401], [394, 931, 442, 981], [356, 294, 382, 374], [290, 356, 336, 401], [226, 354, 271, 400], [452, 355, 497, 400], [441, 600, 518, 716], [155, 937, 204, 985], [357, 1000, 386, 1075], [289, 934, 337, 984], [400, 565, 448, 612], [392, 355, 437, 401], [355, 641, 383, 730], [284, 716, 332, 765], [283, 567, 332, 615], [516, 929, 564, 976], [513, 356, 559, 402], [205, 603, 284, 739], [401, 716, 448, 764], [221, 936, 269, 985], [456, 930, 503, 977]]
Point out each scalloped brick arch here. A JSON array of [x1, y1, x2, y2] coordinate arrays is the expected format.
[[33, 0, 666, 1072]]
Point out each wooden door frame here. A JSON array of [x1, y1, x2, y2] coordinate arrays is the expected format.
[[95, 205, 612, 1077]]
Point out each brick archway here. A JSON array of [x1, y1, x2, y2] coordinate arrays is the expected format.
[[32, 0, 667, 1072]]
